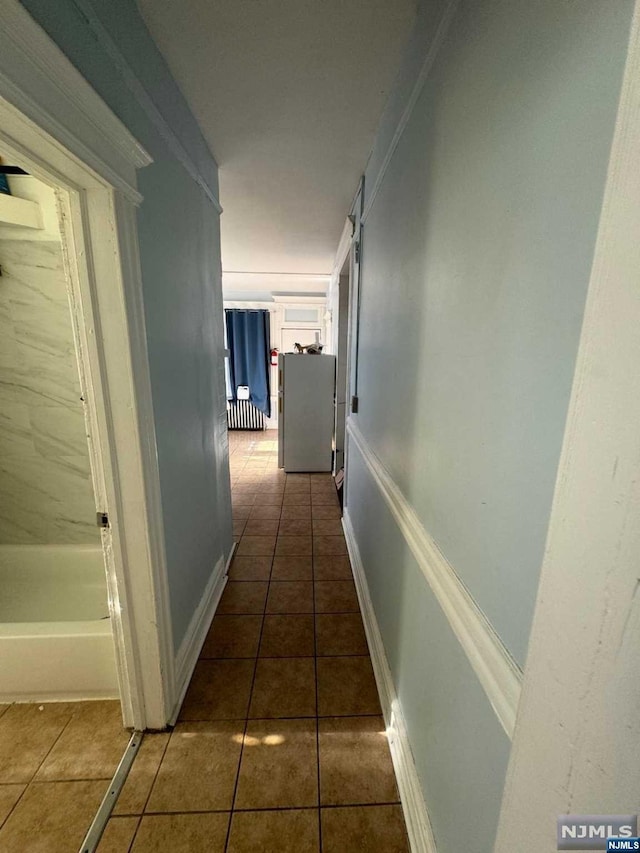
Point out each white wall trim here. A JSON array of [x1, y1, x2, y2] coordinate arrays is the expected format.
[[361, 0, 459, 225], [346, 418, 522, 738], [170, 545, 235, 724], [0, 0, 151, 205], [343, 512, 437, 853], [68, 0, 222, 214]]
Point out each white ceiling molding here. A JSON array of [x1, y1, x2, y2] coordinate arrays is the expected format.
[[69, 0, 222, 214], [0, 0, 151, 204], [222, 271, 330, 293]]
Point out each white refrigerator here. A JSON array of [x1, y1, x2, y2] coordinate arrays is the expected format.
[[278, 354, 336, 472]]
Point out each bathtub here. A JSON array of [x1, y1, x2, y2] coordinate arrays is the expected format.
[[0, 545, 119, 701]]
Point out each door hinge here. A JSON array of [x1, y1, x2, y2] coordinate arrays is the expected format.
[[355, 241, 361, 264], [97, 512, 110, 529], [351, 395, 359, 414]]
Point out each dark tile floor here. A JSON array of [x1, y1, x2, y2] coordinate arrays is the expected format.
[[0, 431, 410, 852]]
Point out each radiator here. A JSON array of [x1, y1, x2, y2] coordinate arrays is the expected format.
[[227, 400, 265, 430]]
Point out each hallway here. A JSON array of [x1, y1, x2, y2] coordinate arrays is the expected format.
[[97, 430, 409, 851]]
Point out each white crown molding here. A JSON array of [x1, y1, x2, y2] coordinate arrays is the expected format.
[[343, 512, 437, 853], [68, 0, 222, 214], [346, 418, 522, 738], [0, 0, 151, 204], [361, 0, 459, 225]]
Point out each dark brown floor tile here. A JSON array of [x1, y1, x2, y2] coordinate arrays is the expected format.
[[217, 582, 268, 614], [113, 734, 169, 815], [0, 780, 104, 853], [233, 518, 247, 537], [200, 615, 262, 659], [275, 535, 313, 556], [235, 718, 317, 809], [244, 519, 280, 537], [319, 716, 399, 805], [248, 504, 282, 520], [313, 556, 353, 581], [132, 813, 229, 852], [316, 614, 368, 656], [311, 492, 339, 506], [311, 504, 342, 520], [321, 805, 409, 852], [280, 505, 312, 520], [313, 535, 348, 556], [0, 785, 25, 828], [285, 483, 311, 495], [282, 493, 311, 506], [146, 721, 242, 813], [278, 518, 312, 536], [317, 658, 381, 716], [259, 615, 315, 657], [232, 505, 253, 520], [0, 704, 74, 783], [228, 555, 272, 581], [266, 581, 314, 614], [312, 519, 344, 536], [314, 581, 359, 613], [256, 493, 284, 506], [271, 555, 313, 581], [227, 809, 319, 853], [96, 816, 139, 852], [236, 536, 276, 557], [249, 658, 316, 718], [232, 493, 256, 507], [179, 660, 254, 720], [36, 701, 129, 782]]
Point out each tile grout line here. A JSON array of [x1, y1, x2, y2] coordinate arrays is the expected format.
[[223, 473, 279, 853]]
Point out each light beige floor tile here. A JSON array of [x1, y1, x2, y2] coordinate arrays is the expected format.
[[146, 721, 242, 813], [0, 785, 25, 828], [321, 805, 409, 852], [227, 809, 319, 853], [0, 703, 74, 783], [96, 816, 139, 852], [319, 717, 399, 805], [179, 660, 255, 720], [235, 718, 317, 809], [200, 615, 262, 659], [131, 813, 229, 853], [0, 780, 104, 853], [113, 734, 170, 815], [249, 658, 316, 718], [37, 701, 129, 781]]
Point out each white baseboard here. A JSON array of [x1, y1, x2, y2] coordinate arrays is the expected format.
[[169, 544, 235, 723], [343, 511, 437, 853]]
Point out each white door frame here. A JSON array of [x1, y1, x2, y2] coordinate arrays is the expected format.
[[0, 0, 174, 729], [495, 4, 640, 849]]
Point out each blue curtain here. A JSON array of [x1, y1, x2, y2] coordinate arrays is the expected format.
[[225, 309, 271, 417]]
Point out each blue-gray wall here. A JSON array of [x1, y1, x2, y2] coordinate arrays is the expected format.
[[347, 0, 634, 850], [21, 0, 233, 651]]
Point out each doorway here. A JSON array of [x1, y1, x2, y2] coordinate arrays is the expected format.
[[0, 45, 172, 729]]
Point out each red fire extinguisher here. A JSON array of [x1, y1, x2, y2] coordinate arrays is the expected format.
[[270, 347, 279, 367]]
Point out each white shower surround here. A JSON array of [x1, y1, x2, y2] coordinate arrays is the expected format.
[[0, 545, 118, 702]]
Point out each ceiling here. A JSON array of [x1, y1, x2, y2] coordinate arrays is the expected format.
[[137, 0, 416, 282]]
